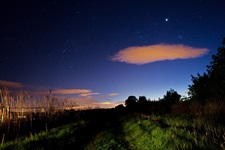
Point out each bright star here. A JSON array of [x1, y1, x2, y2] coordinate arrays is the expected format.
[[165, 18, 168, 22]]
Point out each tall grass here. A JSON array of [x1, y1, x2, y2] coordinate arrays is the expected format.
[[0, 88, 78, 120], [0, 88, 79, 145], [0, 109, 224, 149], [121, 113, 225, 149], [0, 88, 225, 149]]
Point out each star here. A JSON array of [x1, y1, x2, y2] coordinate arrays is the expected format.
[[165, 18, 169, 22]]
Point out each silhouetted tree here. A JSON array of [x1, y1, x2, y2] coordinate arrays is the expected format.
[[207, 37, 225, 101], [138, 96, 148, 105], [115, 104, 124, 110], [160, 89, 181, 113], [125, 96, 137, 110], [188, 73, 210, 104], [163, 88, 181, 104], [188, 37, 225, 103], [137, 96, 148, 111]]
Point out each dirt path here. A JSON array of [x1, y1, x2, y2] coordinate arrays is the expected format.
[[84, 115, 131, 150]]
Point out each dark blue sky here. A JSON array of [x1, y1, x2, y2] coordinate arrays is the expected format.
[[1, 0, 225, 107]]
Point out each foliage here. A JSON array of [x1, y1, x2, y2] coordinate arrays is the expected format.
[[188, 73, 210, 104], [0, 108, 224, 149], [124, 89, 182, 113], [125, 96, 137, 109], [162, 88, 181, 104], [122, 113, 224, 150], [207, 37, 225, 100], [188, 37, 225, 103], [115, 104, 124, 110], [138, 96, 148, 106]]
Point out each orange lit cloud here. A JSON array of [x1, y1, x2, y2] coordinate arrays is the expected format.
[[93, 101, 112, 105], [52, 89, 91, 95], [111, 44, 209, 65], [79, 92, 100, 97], [67, 96, 96, 105], [108, 93, 119, 96], [0, 80, 23, 88], [51, 89, 102, 97]]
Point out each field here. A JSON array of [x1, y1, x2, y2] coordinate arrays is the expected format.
[[0, 108, 224, 150], [0, 89, 224, 149]]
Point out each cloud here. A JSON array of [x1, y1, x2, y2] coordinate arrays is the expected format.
[[93, 101, 112, 105], [108, 93, 119, 96], [0, 80, 23, 88], [111, 44, 209, 65], [52, 89, 91, 95], [0, 80, 122, 109], [79, 92, 100, 97], [67, 96, 96, 105], [0, 81, 122, 109]]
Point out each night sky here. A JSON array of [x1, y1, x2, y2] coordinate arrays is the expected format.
[[1, 0, 225, 108]]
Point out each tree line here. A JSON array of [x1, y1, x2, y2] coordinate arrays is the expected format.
[[118, 88, 182, 113], [117, 37, 225, 114]]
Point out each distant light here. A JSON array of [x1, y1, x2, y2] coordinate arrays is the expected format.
[[165, 18, 169, 22]]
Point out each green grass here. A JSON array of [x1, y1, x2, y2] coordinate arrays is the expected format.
[[0, 111, 224, 150], [121, 115, 175, 150], [84, 116, 129, 150], [121, 113, 224, 150], [85, 129, 127, 150], [0, 123, 77, 149], [0, 119, 91, 150]]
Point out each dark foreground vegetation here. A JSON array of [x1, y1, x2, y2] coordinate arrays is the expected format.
[[0, 108, 224, 150], [0, 38, 225, 149]]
